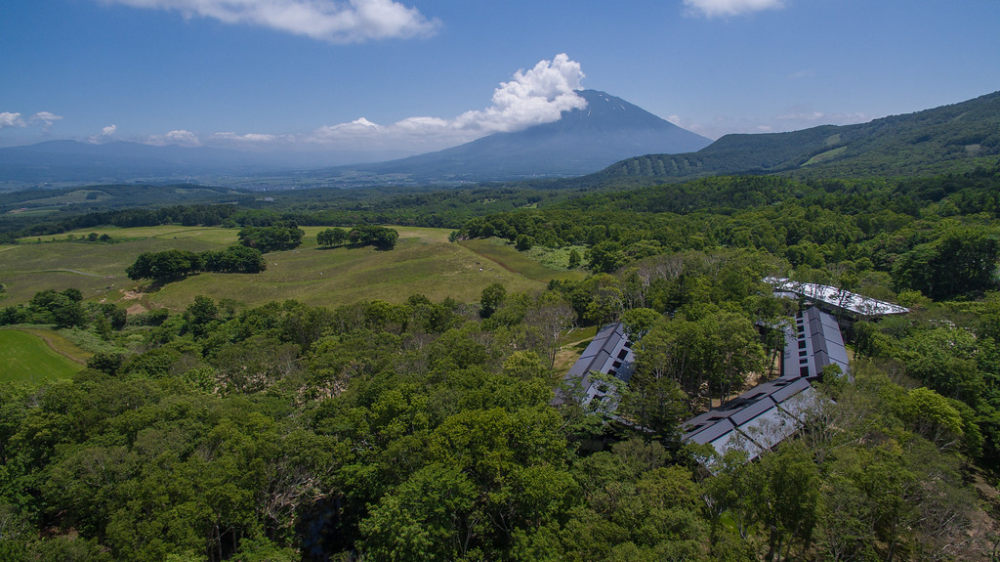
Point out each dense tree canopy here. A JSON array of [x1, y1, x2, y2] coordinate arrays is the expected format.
[[238, 223, 304, 253], [126, 246, 265, 284]]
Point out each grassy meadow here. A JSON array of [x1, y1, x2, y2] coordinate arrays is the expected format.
[[0, 328, 86, 384], [1, 225, 586, 311]]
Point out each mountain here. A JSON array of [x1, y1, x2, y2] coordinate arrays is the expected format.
[[305, 90, 712, 185], [0, 91, 709, 189], [0, 140, 409, 190], [586, 90, 1000, 184], [0, 140, 280, 188]]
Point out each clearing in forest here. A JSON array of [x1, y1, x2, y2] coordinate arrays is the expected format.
[[0, 328, 85, 384], [2, 225, 584, 310]]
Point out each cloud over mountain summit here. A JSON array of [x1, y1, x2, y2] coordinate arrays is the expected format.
[[204, 53, 589, 153]]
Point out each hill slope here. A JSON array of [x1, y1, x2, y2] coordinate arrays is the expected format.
[[308, 90, 711, 184], [589, 90, 1000, 183]]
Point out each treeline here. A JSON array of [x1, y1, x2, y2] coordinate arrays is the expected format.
[[457, 169, 1000, 300], [0, 288, 125, 333], [317, 225, 399, 250], [10, 203, 244, 238], [0, 184, 560, 241], [126, 246, 266, 283], [237, 222, 305, 252]]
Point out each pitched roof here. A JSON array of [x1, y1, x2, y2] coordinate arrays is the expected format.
[[683, 307, 846, 469]]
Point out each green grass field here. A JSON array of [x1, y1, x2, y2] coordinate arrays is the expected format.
[[1, 225, 585, 310], [0, 328, 85, 384], [458, 238, 586, 283]]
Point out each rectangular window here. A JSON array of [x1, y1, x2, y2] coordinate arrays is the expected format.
[[617, 349, 629, 360], [800, 366, 810, 378]]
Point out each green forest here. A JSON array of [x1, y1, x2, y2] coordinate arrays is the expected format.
[[2, 164, 1000, 560]]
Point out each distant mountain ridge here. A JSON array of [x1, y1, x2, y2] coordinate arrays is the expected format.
[[0, 140, 409, 189], [0, 140, 281, 187], [4, 89, 997, 191], [304, 90, 713, 184], [0, 91, 710, 189], [588, 90, 1000, 183]]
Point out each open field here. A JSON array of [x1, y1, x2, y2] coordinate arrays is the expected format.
[[2, 225, 585, 310], [19, 224, 241, 244], [0, 328, 85, 384], [458, 237, 585, 283], [2, 225, 241, 305]]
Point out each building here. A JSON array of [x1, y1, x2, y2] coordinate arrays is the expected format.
[[680, 306, 847, 470], [562, 295, 892, 470], [765, 277, 909, 320], [557, 322, 636, 408], [781, 306, 850, 381], [681, 377, 818, 467]]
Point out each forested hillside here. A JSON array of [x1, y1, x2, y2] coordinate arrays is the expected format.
[[2, 163, 1000, 559], [590, 90, 1000, 183]]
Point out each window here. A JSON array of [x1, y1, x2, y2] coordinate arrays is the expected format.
[[617, 349, 629, 360], [800, 366, 810, 377]]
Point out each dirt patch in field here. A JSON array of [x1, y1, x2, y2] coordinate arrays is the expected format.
[[127, 303, 148, 316]]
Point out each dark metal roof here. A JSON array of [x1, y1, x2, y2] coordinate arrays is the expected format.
[[730, 396, 778, 426], [688, 418, 736, 445], [682, 306, 847, 468], [560, 322, 637, 409], [770, 377, 811, 403]]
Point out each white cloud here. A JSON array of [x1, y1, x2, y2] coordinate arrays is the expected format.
[[683, 0, 784, 18], [30, 111, 63, 129], [454, 53, 587, 132], [212, 54, 589, 154], [146, 129, 202, 146], [101, 0, 440, 43], [1, 111, 63, 132], [212, 131, 279, 142], [303, 115, 474, 151], [89, 124, 118, 144], [313, 53, 586, 143], [0, 112, 26, 129], [393, 116, 450, 131]]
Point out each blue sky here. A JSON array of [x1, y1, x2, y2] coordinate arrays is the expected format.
[[2, 0, 999, 158]]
